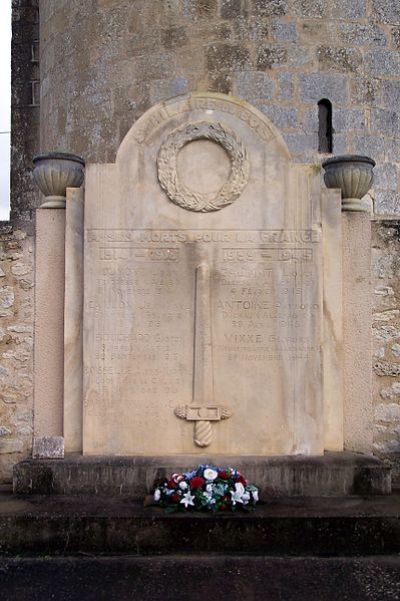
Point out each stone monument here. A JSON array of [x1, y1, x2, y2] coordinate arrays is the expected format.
[[15, 93, 391, 498], [80, 93, 342, 457]]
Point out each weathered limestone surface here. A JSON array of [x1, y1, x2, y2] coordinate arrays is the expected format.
[[82, 93, 342, 456], [342, 213, 373, 453], [372, 218, 400, 483], [64, 188, 84, 453], [0, 225, 34, 482], [33, 210, 65, 441]]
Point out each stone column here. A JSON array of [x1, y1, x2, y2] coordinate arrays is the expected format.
[[322, 156, 375, 454], [33, 209, 65, 458], [32, 152, 84, 458], [63, 188, 84, 453], [342, 212, 373, 453]]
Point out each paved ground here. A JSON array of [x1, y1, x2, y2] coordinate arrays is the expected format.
[[0, 555, 399, 600]]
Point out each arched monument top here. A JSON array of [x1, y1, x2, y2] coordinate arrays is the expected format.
[[116, 92, 291, 163]]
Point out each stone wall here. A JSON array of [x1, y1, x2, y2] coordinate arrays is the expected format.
[[11, 0, 40, 226], [0, 0, 39, 482], [372, 218, 400, 484], [39, 0, 400, 213], [0, 224, 34, 482]]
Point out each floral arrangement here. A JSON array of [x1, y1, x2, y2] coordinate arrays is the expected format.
[[151, 465, 259, 512]]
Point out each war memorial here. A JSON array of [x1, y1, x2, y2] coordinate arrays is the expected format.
[[2, 1, 400, 597]]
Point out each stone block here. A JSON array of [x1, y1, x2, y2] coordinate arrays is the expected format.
[[32, 436, 64, 460], [374, 191, 400, 215], [332, 134, 348, 155], [392, 26, 400, 49], [208, 73, 233, 94], [149, 77, 189, 105], [373, 163, 398, 191], [385, 139, 400, 163], [283, 132, 318, 154], [299, 20, 338, 45], [0, 287, 14, 310], [374, 359, 400, 376], [331, 0, 367, 18], [375, 403, 400, 422], [0, 439, 23, 454], [277, 72, 293, 100], [161, 26, 188, 50], [12, 453, 392, 497], [299, 73, 348, 104], [365, 49, 400, 77], [271, 21, 297, 43], [382, 80, 400, 109], [350, 76, 381, 105], [233, 71, 274, 100], [287, 46, 314, 68], [292, 0, 329, 18], [372, 109, 400, 137], [192, 0, 218, 17], [333, 109, 365, 133], [372, 0, 400, 24], [251, 0, 288, 16], [352, 135, 385, 161], [257, 44, 287, 69], [220, 0, 242, 19], [317, 46, 362, 74], [207, 43, 250, 71], [259, 104, 298, 129], [338, 23, 387, 47]]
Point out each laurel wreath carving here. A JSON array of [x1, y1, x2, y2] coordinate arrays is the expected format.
[[157, 121, 250, 212]]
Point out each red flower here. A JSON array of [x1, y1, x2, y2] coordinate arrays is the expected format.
[[171, 493, 181, 503], [218, 471, 229, 480], [236, 474, 247, 486], [190, 476, 205, 489], [167, 479, 177, 489]]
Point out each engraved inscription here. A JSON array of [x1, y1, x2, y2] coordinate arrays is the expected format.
[[84, 227, 322, 454]]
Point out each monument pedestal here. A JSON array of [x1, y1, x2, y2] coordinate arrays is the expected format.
[[13, 453, 391, 498]]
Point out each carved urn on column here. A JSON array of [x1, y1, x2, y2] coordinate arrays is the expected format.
[[322, 155, 375, 212], [32, 152, 85, 208]]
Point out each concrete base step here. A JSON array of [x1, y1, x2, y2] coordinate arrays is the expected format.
[[1, 492, 400, 557], [1, 556, 400, 601], [13, 452, 392, 497]]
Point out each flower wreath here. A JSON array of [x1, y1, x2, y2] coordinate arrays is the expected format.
[[151, 465, 259, 513]]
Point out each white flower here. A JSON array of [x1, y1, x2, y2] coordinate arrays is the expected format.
[[154, 488, 161, 502], [205, 483, 214, 493], [204, 468, 218, 481], [252, 489, 259, 502], [230, 482, 246, 506], [230, 489, 244, 506], [204, 491, 216, 505], [180, 491, 195, 508], [179, 481, 188, 490], [242, 491, 251, 505], [235, 482, 245, 496]]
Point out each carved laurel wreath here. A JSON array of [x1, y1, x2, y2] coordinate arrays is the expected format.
[[157, 121, 250, 212]]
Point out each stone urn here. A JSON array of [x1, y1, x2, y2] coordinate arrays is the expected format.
[[32, 152, 85, 208], [322, 155, 375, 212]]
